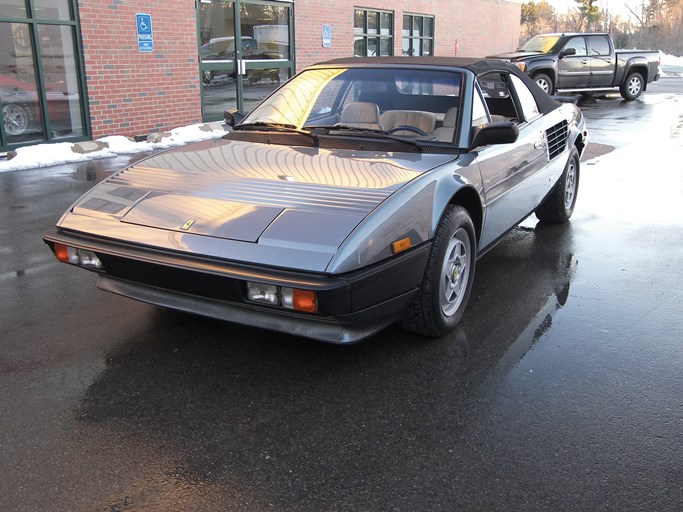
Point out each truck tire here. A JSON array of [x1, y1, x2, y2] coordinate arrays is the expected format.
[[620, 72, 644, 100], [533, 73, 554, 95]]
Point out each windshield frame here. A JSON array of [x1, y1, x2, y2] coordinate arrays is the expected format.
[[239, 66, 464, 139]]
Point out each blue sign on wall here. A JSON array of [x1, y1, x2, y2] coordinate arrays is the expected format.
[[322, 24, 331, 48], [136, 13, 153, 53]]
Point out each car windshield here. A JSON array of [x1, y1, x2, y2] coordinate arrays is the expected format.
[[519, 35, 561, 53], [241, 67, 462, 134]]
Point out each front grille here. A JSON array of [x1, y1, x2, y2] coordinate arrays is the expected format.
[[99, 254, 244, 303], [546, 120, 568, 161]]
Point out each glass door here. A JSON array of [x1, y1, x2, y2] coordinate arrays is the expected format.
[[198, 0, 293, 120]]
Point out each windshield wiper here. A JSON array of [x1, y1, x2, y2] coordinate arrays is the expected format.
[[305, 124, 427, 148], [234, 122, 319, 141]]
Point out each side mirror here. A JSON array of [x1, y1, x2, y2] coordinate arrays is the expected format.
[[470, 121, 519, 149], [223, 108, 244, 127], [559, 47, 577, 59]]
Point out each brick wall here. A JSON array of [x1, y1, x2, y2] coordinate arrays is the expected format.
[[294, 0, 521, 70], [75, 0, 520, 140], [78, 0, 201, 139]]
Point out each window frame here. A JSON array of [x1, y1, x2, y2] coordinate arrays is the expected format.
[[402, 13, 434, 57], [353, 8, 394, 57]]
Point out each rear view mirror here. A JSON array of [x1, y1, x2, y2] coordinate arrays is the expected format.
[[470, 121, 519, 149], [560, 47, 577, 58], [223, 108, 244, 127]]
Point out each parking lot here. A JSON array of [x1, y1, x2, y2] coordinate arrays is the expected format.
[[1, 78, 682, 511]]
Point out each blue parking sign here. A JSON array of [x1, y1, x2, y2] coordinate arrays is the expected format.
[[136, 13, 153, 52]]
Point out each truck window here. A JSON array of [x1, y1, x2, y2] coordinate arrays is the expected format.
[[562, 37, 587, 57], [589, 36, 611, 56]]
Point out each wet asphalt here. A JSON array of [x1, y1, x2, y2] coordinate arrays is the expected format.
[[1, 79, 682, 511]]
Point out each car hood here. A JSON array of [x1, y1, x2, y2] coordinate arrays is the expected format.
[[487, 51, 543, 61], [62, 137, 455, 270]]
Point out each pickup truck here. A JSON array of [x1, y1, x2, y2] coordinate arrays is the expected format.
[[488, 33, 660, 100]]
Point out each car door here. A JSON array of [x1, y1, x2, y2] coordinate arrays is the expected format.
[[476, 73, 548, 249], [556, 36, 590, 89], [588, 35, 615, 88]]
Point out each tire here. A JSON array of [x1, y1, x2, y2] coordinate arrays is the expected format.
[[202, 70, 213, 85], [2, 103, 31, 137], [620, 72, 644, 100], [399, 205, 476, 337], [535, 147, 580, 223], [533, 73, 554, 95]]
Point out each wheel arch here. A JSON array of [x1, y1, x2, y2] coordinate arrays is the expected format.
[[447, 186, 483, 247]]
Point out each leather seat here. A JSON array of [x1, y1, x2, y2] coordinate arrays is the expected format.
[[337, 102, 383, 130], [433, 107, 458, 142], [380, 110, 436, 136]]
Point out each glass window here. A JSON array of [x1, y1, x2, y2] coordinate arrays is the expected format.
[[353, 8, 393, 57], [0, 0, 27, 19], [510, 75, 540, 121], [37, 24, 84, 138], [1, 22, 43, 144], [472, 88, 489, 127], [33, 0, 72, 21], [402, 14, 434, 56], [589, 35, 611, 56], [1, 0, 87, 150], [563, 37, 587, 57]]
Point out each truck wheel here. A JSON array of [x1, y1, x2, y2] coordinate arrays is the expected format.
[[620, 72, 644, 100], [533, 73, 554, 95], [398, 205, 476, 337], [536, 147, 579, 223]]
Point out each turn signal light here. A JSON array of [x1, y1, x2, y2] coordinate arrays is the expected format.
[[391, 237, 411, 254], [54, 243, 70, 263], [291, 289, 317, 313]]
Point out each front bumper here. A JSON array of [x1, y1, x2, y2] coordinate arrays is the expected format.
[[44, 228, 431, 343]]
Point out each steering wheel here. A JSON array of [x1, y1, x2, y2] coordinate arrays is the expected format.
[[387, 125, 430, 136]]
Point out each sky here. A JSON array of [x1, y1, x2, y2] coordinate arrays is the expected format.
[[547, 0, 636, 18]]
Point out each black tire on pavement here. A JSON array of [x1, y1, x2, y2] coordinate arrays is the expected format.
[[536, 147, 580, 223], [533, 73, 554, 95], [399, 205, 476, 337], [620, 72, 644, 100]]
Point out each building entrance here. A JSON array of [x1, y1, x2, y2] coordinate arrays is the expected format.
[[198, 0, 294, 120]]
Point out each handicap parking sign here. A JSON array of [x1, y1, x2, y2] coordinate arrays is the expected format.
[[136, 13, 153, 52]]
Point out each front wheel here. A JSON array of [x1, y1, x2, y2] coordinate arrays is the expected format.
[[399, 205, 476, 337], [533, 73, 554, 95], [620, 72, 644, 100], [535, 147, 580, 223]]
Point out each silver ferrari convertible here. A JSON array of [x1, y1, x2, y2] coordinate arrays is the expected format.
[[44, 57, 587, 343]]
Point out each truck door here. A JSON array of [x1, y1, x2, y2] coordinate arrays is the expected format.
[[588, 35, 614, 88], [556, 36, 590, 89]]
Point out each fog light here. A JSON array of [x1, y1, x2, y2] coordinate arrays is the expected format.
[[246, 282, 279, 305]]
